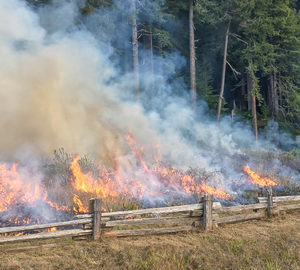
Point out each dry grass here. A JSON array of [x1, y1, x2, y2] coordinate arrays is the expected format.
[[0, 211, 299, 270]]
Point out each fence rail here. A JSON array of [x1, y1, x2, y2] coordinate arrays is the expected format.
[[258, 195, 300, 203], [0, 229, 91, 243], [0, 194, 299, 243]]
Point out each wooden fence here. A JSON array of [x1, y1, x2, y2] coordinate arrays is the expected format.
[[0, 194, 299, 243]]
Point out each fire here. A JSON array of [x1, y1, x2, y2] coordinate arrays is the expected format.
[[243, 165, 277, 186], [68, 133, 232, 204], [0, 132, 233, 227], [70, 156, 120, 199], [0, 162, 70, 225], [0, 232, 25, 238], [73, 194, 88, 214], [0, 163, 45, 213], [8, 218, 32, 226], [45, 227, 57, 232], [198, 183, 232, 200], [46, 200, 69, 212], [0, 227, 57, 238]]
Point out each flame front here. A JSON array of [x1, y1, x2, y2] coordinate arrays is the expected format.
[[69, 133, 232, 206], [0, 163, 46, 213], [73, 194, 88, 214], [243, 165, 277, 186], [0, 133, 233, 226], [0, 163, 70, 226], [198, 183, 232, 200], [70, 156, 119, 199]]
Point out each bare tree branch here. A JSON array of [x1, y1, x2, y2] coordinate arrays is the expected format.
[[229, 33, 248, 45], [226, 61, 241, 80]]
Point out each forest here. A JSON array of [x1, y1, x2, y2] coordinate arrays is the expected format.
[[28, 0, 300, 138]]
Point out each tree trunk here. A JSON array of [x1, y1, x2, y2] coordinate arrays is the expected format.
[[144, 24, 154, 95], [269, 71, 279, 119], [231, 100, 236, 123], [247, 93, 252, 111], [156, 43, 163, 85], [247, 75, 252, 111], [217, 21, 230, 121], [252, 95, 258, 142], [241, 76, 246, 110], [122, 13, 131, 74], [274, 72, 279, 119], [278, 74, 282, 108], [248, 73, 258, 141], [131, 0, 140, 98], [189, 0, 196, 112]]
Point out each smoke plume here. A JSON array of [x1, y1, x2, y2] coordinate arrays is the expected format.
[[0, 0, 298, 205]]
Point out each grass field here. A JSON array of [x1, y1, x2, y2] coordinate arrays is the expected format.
[[0, 211, 299, 270]]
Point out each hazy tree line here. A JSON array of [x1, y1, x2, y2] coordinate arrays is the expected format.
[[27, 0, 300, 137]]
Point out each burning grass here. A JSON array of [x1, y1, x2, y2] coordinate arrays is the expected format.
[[0, 134, 234, 228], [0, 212, 298, 270], [243, 165, 277, 186], [0, 134, 299, 228]]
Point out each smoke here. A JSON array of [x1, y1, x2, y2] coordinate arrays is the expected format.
[[0, 0, 298, 206], [0, 0, 129, 163]]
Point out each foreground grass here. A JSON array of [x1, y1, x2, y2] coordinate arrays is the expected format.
[[0, 212, 299, 270]]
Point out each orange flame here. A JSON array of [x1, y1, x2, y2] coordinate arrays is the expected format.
[[68, 133, 232, 205], [198, 183, 232, 200], [0, 162, 69, 223], [0, 227, 57, 238], [0, 163, 45, 213], [45, 227, 57, 232], [73, 194, 88, 214], [243, 165, 277, 186], [0, 132, 232, 226], [45, 200, 69, 212], [0, 231, 25, 238], [70, 156, 119, 199]]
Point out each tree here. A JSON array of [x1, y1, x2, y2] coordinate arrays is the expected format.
[[247, 62, 259, 141], [131, 0, 140, 98], [231, 0, 300, 133], [32, 0, 300, 134], [217, 21, 230, 121], [138, 0, 170, 95], [189, 0, 197, 112]]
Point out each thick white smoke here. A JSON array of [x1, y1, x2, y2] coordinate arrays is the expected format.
[[0, 0, 298, 205]]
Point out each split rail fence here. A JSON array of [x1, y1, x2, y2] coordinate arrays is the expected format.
[[0, 193, 299, 243]]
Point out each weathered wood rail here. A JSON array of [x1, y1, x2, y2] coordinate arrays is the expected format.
[[0, 194, 299, 243]]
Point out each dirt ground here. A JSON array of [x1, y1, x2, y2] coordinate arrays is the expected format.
[[0, 211, 299, 270]]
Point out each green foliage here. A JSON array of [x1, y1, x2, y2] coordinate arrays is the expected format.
[[80, 0, 112, 14], [153, 28, 173, 51], [30, 0, 300, 132], [259, 103, 270, 119], [231, 0, 300, 127], [194, 0, 231, 25], [196, 61, 222, 111], [246, 62, 263, 102]]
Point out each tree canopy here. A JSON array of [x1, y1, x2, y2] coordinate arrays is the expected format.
[[27, 0, 300, 135]]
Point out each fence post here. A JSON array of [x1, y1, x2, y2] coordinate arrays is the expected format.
[[89, 198, 102, 240], [267, 188, 273, 217], [203, 194, 213, 231]]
